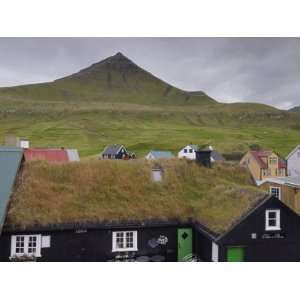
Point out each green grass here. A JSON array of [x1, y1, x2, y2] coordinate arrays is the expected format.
[[0, 99, 298, 158], [7, 159, 266, 234]]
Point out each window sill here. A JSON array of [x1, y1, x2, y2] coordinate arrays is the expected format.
[[265, 227, 281, 231], [112, 248, 138, 253]]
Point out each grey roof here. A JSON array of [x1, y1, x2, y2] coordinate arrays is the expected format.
[[102, 144, 124, 156], [0, 147, 23, 233], [147, 150, 174, 159], [258, 176, 300, 187], [211, 150, 225, 162], [189, 144, 199, 151]]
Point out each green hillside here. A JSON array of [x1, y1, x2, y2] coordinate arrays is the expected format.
[[0, 52, 299, 158]]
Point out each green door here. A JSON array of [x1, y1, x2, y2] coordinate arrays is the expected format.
[[227, 247, 244, 262], [177, 228, 193, 261]]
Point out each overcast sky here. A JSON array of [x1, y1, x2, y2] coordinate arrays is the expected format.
[[0, 37, 299, 109]]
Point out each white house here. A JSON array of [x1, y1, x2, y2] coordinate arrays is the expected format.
[[286, 145, 300, 176], [177, 144, 199, 160]]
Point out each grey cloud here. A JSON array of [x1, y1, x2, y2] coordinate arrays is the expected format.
[[0, 37, 299, 109]]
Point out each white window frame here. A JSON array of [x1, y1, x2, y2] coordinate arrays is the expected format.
[[265, 210, 281, 231], [11, 234, 42, 258], [270, 186, 281, 200], [112, 231, 138, 252]]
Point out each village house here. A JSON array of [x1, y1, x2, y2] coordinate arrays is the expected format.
[[240, 150, 287, 183], [101, 144, 135, 160], [1, 158, 300, 262], [258, 177, 300, 214], [4, 135, 30, 149], [286, 145, 300, 176], [145, 150, 174, 160], [178, 144, 199, 160]]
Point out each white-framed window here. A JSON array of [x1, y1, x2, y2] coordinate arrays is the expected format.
[[270, 186, 281, 200], [184, 149, 187, 153], [265, 210, 281, 231], [112, 231, 138, 252], [269, 157, 277, 165], [262, 168, 271, 176], [278, 168, 285, 176], [11, 234, 42, 257]]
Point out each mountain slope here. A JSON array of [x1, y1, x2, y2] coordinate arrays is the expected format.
[[0, 52, 299, 157], [0, 52, 216, 106], [289, 106, 300, 112]]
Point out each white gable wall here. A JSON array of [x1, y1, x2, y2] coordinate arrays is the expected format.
[[145, 152, 155, 160], [178, 145, 196, 160], [287, 146, 300, 176]]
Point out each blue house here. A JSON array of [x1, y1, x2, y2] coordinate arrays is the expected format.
[[145, 150, 174, 160]]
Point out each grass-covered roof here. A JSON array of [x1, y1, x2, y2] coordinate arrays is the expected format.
[[6, 159, 266, 235]]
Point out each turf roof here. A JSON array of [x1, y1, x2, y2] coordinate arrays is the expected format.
[[5, 159, 266, 235]]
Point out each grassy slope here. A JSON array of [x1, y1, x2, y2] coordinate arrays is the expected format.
[[7, 160, 266, 234], [0, 53, 299, 157]]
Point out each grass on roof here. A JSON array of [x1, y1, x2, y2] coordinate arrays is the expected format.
[[6, 159, 266, 234]]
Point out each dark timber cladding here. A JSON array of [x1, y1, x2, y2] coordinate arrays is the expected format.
[[0, 221, 193, 262], [211, 196, 300, 262]]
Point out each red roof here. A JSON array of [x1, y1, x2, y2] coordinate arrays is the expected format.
[[250, 150, 286, 169], [24, 148, 69, 163]]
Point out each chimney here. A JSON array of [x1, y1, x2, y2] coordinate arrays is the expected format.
[[19, 139, 29, 149], [196, 150, 212, 168]]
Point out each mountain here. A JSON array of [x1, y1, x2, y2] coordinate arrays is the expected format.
[[289, 106, 300, 112], [0, 52, 299, 158], [0, 52, 216, 106]]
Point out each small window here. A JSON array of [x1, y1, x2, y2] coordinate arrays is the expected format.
[[184, 149, 187, 153], [112, 231, 138, 252], [189, 149, 193, 153], [278, 168, 285, 176], [152, 169, 162, 182], [11, 235, 42, 258], [297, 152, 300, 158], [265, 210, 280, 231], [262, 168, 271, 176], [269, 157, 277, 165], [270, 186, 281, 200]]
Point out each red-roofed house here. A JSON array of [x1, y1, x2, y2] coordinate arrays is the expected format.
[[24, 148, 79, 163], [240, 150, 287, 183]]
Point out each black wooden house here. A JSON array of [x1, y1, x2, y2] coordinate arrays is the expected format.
[[2, 158, 300, 262], [1, 195, 300, 262], [101, 144, 135, 160]]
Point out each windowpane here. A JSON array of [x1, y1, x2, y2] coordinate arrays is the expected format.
[[113, 231, 136, 251], [269, 211, 276, 219], [269, 219, 276, 226]]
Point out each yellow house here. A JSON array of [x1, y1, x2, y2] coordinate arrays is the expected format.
[[240, 150, 287, 183], [259, 177, 300, 214]]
